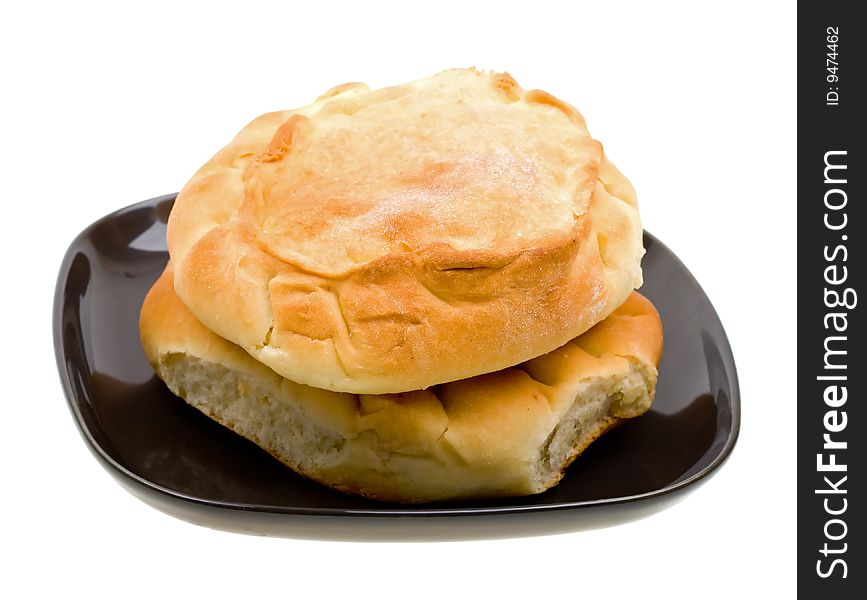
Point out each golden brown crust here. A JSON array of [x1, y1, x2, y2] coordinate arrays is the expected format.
[[141, 268, 663, 502], [168, 68, 644, 394]]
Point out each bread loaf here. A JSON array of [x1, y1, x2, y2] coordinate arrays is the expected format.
[[140, 268, 662, 503], [167, 68, 645, 394]]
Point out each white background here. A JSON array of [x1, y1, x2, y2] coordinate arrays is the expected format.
[[2, 1, 795, 597]]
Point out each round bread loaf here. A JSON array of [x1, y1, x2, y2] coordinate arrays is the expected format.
[[168, 68, 644, 394], [141, 268, 663, 503]]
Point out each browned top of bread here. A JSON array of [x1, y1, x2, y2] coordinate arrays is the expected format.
[[141, 267, 663, 501], [167, 68, 645, 394]]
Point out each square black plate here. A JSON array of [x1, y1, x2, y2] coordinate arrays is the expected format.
[[54, 195, 739, 536]]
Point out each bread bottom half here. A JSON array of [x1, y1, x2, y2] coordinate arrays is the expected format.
[[140, 268, 663, 503]]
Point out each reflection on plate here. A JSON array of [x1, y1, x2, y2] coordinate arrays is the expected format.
[[54, 195, 739, 539]]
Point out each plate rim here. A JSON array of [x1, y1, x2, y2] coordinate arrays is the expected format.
[[54, 194, 741, 518]]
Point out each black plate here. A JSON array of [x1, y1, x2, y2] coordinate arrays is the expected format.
[[54, 194, 739, 539]]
